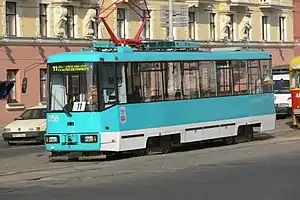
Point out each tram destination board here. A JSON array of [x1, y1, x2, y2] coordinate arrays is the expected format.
[[51, 64, 89, 72]]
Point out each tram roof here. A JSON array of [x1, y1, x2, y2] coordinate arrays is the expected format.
[[47, 46, 272, 64]]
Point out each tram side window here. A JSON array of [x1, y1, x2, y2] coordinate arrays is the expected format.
[[199, 61, 216, 97], [216, 61, 233, 96], [261, 60, 272, 93], [126, 63, 143, 103], [165, 62, 182, 100], [247, 60, 262, 94], [182, 62, 201, 99], [231, 60, 248, 95], [117, 63, 127, 104], [100, 64, 117, 108], [140, 62, 164, 102]]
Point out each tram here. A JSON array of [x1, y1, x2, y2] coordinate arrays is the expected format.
[[40, 41, 276, 160], [19, 0, 276, 160]]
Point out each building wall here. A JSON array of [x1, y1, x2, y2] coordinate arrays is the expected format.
[[0, 0, 297, 125], [0, 45, 91, 125], [294, 0, 300, 56]]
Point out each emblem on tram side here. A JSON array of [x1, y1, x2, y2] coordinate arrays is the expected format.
[[119, 106, 127, 124]]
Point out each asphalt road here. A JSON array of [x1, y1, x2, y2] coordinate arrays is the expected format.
[[1, 136, 299, 200], [0, 139, 44, 159]]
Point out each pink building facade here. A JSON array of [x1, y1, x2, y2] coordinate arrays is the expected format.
[[0, 40, 92, 126], [0, 40, 296, 126], [294, 0, 300, 56]]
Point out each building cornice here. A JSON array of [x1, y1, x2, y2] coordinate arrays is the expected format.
[[0, 37, 298, 49], [199, 40, 300, 49], [146, 40, 300, 49], [0, 37, 96, 47]]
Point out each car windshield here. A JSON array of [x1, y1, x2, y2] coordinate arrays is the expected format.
[[273, 79, 290, 94], [18, 108, 46, 120]]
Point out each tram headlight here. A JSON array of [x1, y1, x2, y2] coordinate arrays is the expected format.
[[45, 136, 59, 143], [81, 135, 98, 143]]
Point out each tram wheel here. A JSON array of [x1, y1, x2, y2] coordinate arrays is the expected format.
[[133, 149, 147, 157], [245, 126, 254, 142], [223, 136, 235, 145], [160, 136, 172, 154]]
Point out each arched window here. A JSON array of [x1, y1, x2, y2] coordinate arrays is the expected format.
[[225, 25, 231, 40], [244, 27, 250, 40]]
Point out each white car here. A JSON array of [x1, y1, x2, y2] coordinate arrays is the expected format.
[[273, 73, 292, 116], [2, 105, 46, 145]]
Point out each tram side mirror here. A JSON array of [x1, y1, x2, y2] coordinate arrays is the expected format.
[[21, 77, 28, 93]]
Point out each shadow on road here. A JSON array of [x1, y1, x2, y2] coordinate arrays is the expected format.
[[285, 121, 298, 130], [253, 133, 275, 141], [0, 140, 44, 149]]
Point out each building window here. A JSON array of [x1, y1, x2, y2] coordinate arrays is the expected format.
[[262, 16, 268, 41], [40, 69, 47, 102], [66, 6, 75, 38], [188, 12, 195, 40], [227, 14, 234, 41], [279, 16, 285, 41], [92, 9, 99, 38], [244, 27, 250, 40], [142, 10, 151, 39], [210, 13, 216, 41], [6, 2, 17, 36], [39, 4, 47, 37], [165, 27, 169, 40], [6, 70, 18, 103], [117, 8, 126, 38]]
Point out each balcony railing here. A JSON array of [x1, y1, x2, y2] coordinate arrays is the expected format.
[[259, 0, 293, 7], [231, 0, 250, 4]]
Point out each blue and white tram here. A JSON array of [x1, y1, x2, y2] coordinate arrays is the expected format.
[[44, 41, 275, 160]]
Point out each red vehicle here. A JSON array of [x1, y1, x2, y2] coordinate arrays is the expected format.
[[289, 56, 300, 127]]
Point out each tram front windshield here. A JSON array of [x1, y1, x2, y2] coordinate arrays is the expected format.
[[48, 62, 98, 112], [48, 62, 120, 112], [290, 70, 300, 89]]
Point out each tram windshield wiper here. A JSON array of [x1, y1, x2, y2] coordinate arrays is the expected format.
[[49, 92, 72, 117]]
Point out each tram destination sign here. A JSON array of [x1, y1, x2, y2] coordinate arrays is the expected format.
[[160, 4, 189, 27], [51, 64, 89, 72]]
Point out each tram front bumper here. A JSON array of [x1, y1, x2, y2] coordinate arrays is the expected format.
[[45, 132, 119, 152]]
